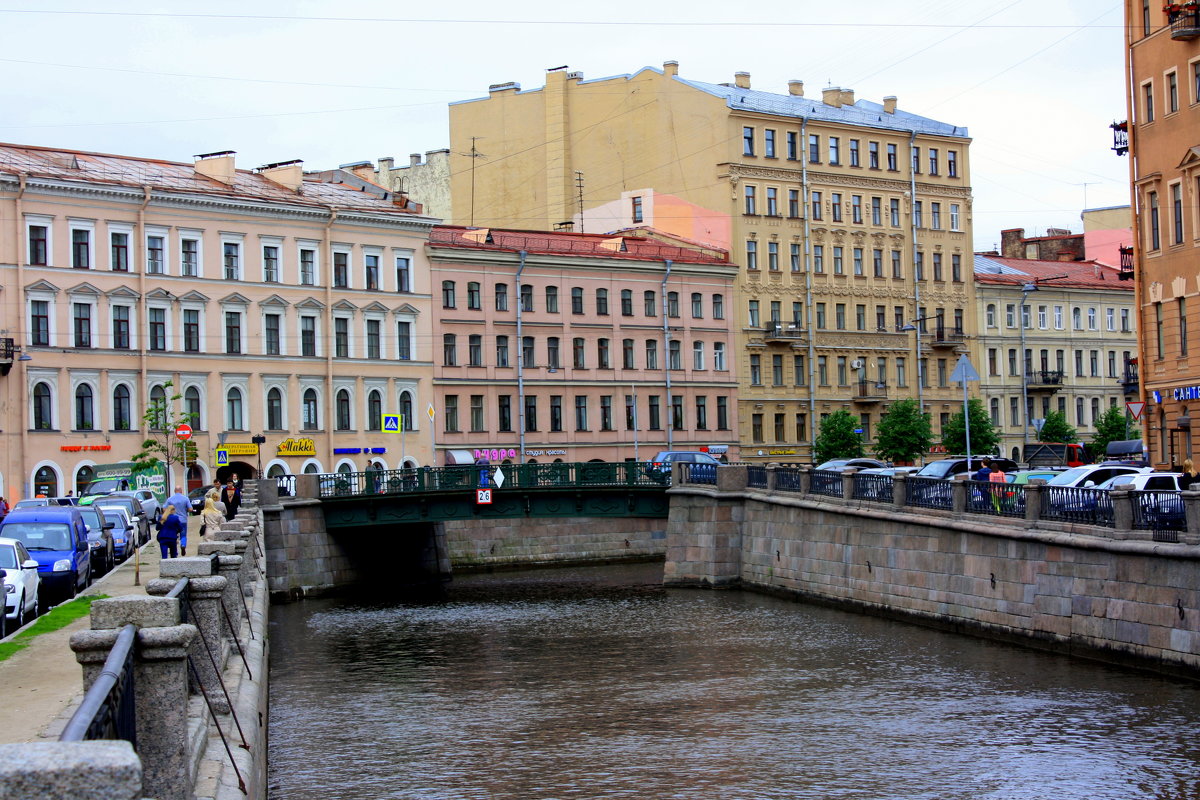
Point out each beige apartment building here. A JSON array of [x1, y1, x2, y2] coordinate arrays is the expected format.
[[974, 255, 1137, 462], [1122, 1, 1200, 466], [0, 144, 437, 499], [449, 62, 976, 461], [426, 226, 740, 464]]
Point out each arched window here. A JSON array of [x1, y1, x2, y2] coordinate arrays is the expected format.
[[400, 391, 413, 431], [227, 387, 244, 431], [149, 384, 167, 429], [303, 462, 319, 475], [302, 389, 319, 430], [113, 384, 132, 431], [74, 384, 94, 430], [184, 386, 202, 429], [337, 461, 353, 474], [33, 382, 52, 429], [34, 465, 58, 497], [336, 389, 352, 431], [75, 465, 95, 495], [267, 388, 284, 430], [367, 390, 382, 431]]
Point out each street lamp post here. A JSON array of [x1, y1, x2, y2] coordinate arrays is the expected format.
[[900, 314, 942, 417], [1019, 283, 1038, 455]]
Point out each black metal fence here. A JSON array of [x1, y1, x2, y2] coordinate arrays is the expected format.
[[1041, 486, 1115, 527], [809, 469, 843, 497]]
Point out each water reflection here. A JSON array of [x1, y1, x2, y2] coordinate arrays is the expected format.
[[269, 563, 1200, 800]]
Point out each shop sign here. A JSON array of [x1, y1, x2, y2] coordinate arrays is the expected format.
[[60, 445, 112, 452], [701, 445, 729, 454], [767, 449, 797, 456], [1167, 385, 1200, 402], [277, 438, 316, 457], [476, 448, 519, 461], [334, 447, 389, 455], [223, 443, 260, 456], [522, 449, 567, 457]]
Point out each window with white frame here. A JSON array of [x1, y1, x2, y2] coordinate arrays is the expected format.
[[71, 300, 95, 348], [182, 307, 202, 353], [262, 240, 282, 282], [111, 304, 133, 349], [263, 312, 282, 356], [222, 238, 243, 280], [299, 243, 318, 286], [693, 341, 705, 370], [396, 319, 413, 360], [70, 220, 95, 269], [224, 310, 243, 354], [333, 249, 351, 288], [226, 386, 245, 430], [148, 306, 168, 351], [146, 228, 167, 274], [364, 248, 382, 290], [26, 215, 52, 266], [108, 223, 132, 272], [713, 341, 726, 371], [394, 251, 412, 292]]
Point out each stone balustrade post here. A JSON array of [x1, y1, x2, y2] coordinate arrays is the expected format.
[[764, 465, 777, 492], [1110, 489, 1135, 537], [1024, 481, 1045, 522], [214, 521, 256, 590], [951, 474, 968, 514], [0, 741, 142, 800], [294, 473, 319, 500], [69, 596, 197, 800], [146, 556, 229, 706], [716, 464, 748, 492], [1183, 490, 1200, 545], [798, 465, 812, 496], [892, 473, 908, 508], [840, 469, 856, 501], [197, 542, 240, 637]]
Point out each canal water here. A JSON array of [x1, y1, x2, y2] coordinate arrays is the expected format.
[[268, 563, 1200, 799]]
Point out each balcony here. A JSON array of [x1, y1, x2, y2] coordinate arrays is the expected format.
[[1025, 370, 1064, 392], [1120, 365, 1140, 394], [763, 322, 807, 344], [1118, 245, 1134, 280], [929, 326, 966, 348], [1110, 120, 1128, 156], [852, 381, 888, 403], [1169, 7, 1200, 39]]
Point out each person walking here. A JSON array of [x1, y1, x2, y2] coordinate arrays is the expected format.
[[972, 459, 993, 482], [1180, 458, 1200, 491], [166, 485, 191, 555], [201, 494, 224, 540], [156, 508, 182, 559], [221, 479, 241, 521]]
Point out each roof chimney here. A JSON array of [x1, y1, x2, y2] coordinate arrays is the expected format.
[[410, 153, 424, 167], [822, 87, 842, 107], [663, 60, 679, 77], [788, 80, 804, 97], [489, 81, 520, 94], [257, 159, 305, 192], [839, 88, 855, 106], [882, 96, 898, 114], [734, 71, 750, 89], [378, 156, 394, 173], [193, 151, 236, 186]]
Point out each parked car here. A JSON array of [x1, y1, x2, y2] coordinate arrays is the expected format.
[[188, 486, 211, 515], [1095, 472, 1186, 529], [815, 458, 890, 472], [91, 495, 150, 547], [97, 507, 135, 561], [13, 497, 78, 509], [916, 456, 1019, 480], [1094, 472, 1184, 492], [646, 451, 720, 483], [1044, 463, 1153, 489], [75, 505, 115, 577], [106, 489, 161, 523], [0, 537, 41, 628], [0, 507, 90, 604], [1008, 469, 1067, 485]]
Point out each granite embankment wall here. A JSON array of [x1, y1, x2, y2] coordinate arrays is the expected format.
[[444, 516, 666, 570], [665, 476, 1200, 679]]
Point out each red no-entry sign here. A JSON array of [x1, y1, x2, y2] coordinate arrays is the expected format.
[[175, 424, 193, 441]]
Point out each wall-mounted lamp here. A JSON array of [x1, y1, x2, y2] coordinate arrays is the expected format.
[[0, 337, 31, 375]]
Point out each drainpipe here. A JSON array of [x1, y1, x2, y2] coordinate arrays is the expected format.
[[515, 250, 528, 461], [324, 207, 338, 468], [801, 118, 816, 455], [909, 131, 924, 419], [15, 175, 28, 497], [662, 259, 673, 449]]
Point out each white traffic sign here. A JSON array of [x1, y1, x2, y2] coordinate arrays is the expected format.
[[493, 468, 505, 488], [476, 488, 493, 505], [1127, 401, 1146, 421]]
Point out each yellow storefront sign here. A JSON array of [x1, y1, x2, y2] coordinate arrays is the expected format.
[[221, 443, 260, 456], [277, 437, 316, 457]]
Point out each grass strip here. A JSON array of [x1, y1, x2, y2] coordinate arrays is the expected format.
[[0, 595, 108, 662]]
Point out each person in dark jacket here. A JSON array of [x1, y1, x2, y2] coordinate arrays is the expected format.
[[221, 479, 241, 521], [1180, 458, 1199, 491], [972, 459, 993, 482], [156, 508, 182, 559]]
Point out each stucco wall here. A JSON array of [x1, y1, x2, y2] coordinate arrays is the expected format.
[[666, 491, 1200, 677]]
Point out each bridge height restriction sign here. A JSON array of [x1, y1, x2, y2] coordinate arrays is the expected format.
[[476, 488, 493, 505]]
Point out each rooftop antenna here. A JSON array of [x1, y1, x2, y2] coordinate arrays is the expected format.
[[458, 137, 488, 227], [575, 171, 585, 234], [1073, 182, 1099, 210]]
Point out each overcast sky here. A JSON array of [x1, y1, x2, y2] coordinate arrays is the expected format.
[[0, 0, 1129, 251]]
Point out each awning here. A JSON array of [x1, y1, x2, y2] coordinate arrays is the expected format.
[[444, 449, 476, 466]]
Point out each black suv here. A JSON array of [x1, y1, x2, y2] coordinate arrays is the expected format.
[[916, 456, 1018, 480]]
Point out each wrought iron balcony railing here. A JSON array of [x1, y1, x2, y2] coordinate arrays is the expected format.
[[1168, 7, 1200, 40], [1025, 370, 1064, 391]]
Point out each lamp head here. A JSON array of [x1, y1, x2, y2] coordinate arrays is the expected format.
[[1020, 283, 1038, 293], [900, 323, 916, 332]]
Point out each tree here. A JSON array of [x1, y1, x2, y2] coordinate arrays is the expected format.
[[941, 398, 1000, 455], [129, 381, 196, 491], [873, 397, 932, 465], [1090, 404, 1132, 462], [813, 409, 864, 463], [1037, 409, 1077, 444]]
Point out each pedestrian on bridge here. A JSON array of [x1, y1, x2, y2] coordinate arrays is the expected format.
[[156, 508, 182, 559]]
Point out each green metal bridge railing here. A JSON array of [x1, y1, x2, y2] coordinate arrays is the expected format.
[[316, 462, 666, 499]]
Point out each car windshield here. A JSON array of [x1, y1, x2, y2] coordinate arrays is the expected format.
[[917, 461, 955, 479], [0, 544, 18, 570], [1046, 467, 1094, 486], [2, 522, 73, 551], [100, 511, 128, 532]]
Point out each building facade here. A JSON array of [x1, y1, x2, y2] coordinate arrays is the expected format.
[[1123, 1, 1200, 467], [345, 150, 453, 223], [974, 255, 1137, 462], [427, 226, 740, 464], [0, 144, 438, 499], [449, 62, 976, 462]]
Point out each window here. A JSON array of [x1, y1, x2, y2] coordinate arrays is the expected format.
[[596, 288, 609, 315], [571, 287, 584, 314], [744, 185, 757, 215], [470, 395, 485, 432], [632, 196, 643, 223], [868, 141, 880, 169], [817, 356, 828, 385], [267, 388, 284, 430], [74, 385, 94, 430], [394, 254, 410, 292], [667, 292, 679, 317], [224, 311, 242, 354], [443, 333, 457, 366], [335, 318, 349, 358], [835, 303, 846, 330], [852, 195, 863, 224], [1144, 80, 1155, 122], [32, 382, 52, 429], [263, 245, 280, 282], [442, 280, 456, 308], [1181, 297, 1189, 356], [1168, 70, 1179, 113], [1148, 191, 1160, 250], [300, 248, 316, 285], [811, 190, 822, 220], [932, 253, 943, 281], [952, 254, 962, 282], [71, 227, 91, 269], [550, 396, 563, 432], [789, 189, 800, 218], [524, 395, 538, 432], [112, 306, 130, 349], [668, 340, 681, 370], [29, 224, 49, 266], [671, 395, 685, 431], [302, 316, 317, 357], [623, 338, 635, 369], [889, 198, 900, 227], [930, 203, 941, 230], [831, 192, 843, 222], [264, 313, 281, 355], [815, 303, 826, 329], [303, 388, 319, 430], [809, 133, 820, 163], [750, 354, 762, 385], [928, 148, 939, 175], [764, 129, 776, 158], [748, 300, 761, 328], [813, 245, 824, 273], [443, 395, 458, 433], [849, 139, 860, 167], [692, 341, 705, 370], [772, 354, 784, 385], [496, 335, 509, 367], [1172, 182, 1184, 244], [695, 396, 708, 430], [495, 283, 508, 311], [911, 146, 921, 173], [648, 396, 661, 430], [986, 304, 996, 328], [886, 143, 897, 170], [1156, 302, 1164, 358], [574, 396, 589, 431], [644, 291, 656, 316], [498, 396, 512, 432], [743, 126, 755, 156], [713, 294, 725, 319], [180, 237, 199, 277], [547, 337, 561, 369], [227, 388, 244, 431], [523, 284, 535, 312], [112, 385, 132, 430], [713, 341, 726, 371], [598, 338, 612, 369], [110, 232, 129, 272], [621, 289, 633, 316], [72, 303, 92, 348], [829, 136, 840, 165], [366, 320, 381, 359], [573, 337, 586, 368], [745, 240, 758, 270], [768, 241, 779, 271], [645, 339, 658, 370], [691, 292, 703, 318], [947, 150, 958, 177], [766, 187, 778, 216], [224, 242, 241, 281], [787, 131, 798, 160], [891, 250, 902, 279], [149, 308, 167, 351], [523, 336, 536, 367], [467, 281, 481, 310], [914, 201, 923, 228], [833, 246, 844, 275]]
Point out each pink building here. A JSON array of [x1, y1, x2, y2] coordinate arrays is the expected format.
[[426, 227, 740, 464], [0, 144, 438, 499]]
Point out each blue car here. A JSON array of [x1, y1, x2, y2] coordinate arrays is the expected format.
[[0, 507, 91, 603]]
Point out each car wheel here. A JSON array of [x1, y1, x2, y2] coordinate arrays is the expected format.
[[20, 592, 32, 626], [107, 549, 115, 573]]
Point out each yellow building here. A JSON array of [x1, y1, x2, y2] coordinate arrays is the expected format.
[[450, 62, 976, 461]]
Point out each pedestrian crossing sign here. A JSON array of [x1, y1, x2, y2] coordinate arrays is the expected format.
[[215, 447, 229, 467], [382, 413, 401, 432]]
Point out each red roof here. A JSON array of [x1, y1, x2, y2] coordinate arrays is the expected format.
[[429, 225, 732, 266], [973, 254, 1132, 292]]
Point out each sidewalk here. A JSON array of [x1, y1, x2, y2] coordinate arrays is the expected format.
[[0, 515, 201, 744]]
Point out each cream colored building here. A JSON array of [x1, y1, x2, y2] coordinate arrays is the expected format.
[[974, 255, 1137, 462], [0, 144, 438, 499], [449, 62, 976, 461]]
